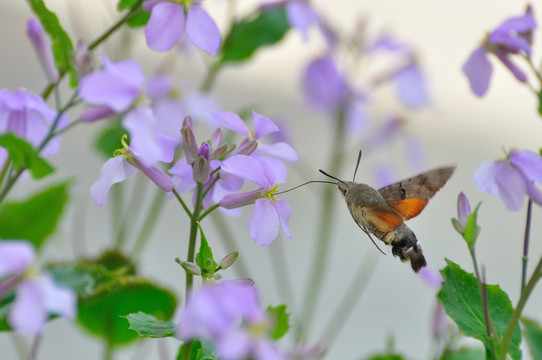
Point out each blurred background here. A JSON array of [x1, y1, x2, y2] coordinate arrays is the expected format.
[[1, 0, 542, 359]]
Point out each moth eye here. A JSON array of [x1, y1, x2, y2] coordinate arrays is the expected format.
[[341, 188, 347, 196]]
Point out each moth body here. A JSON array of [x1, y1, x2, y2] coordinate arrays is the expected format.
[[339, 181, 427, 272]]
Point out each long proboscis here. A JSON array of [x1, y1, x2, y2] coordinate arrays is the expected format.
[[274, 180, 337, 195]]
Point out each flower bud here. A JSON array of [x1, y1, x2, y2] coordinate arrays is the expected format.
[[181, 123, 198, 164], [26, 18, 59, 83], [193, 143, 211, 183], [73, 40, 92, 76], [234, 139, 258, 156], [211, 144, 236, 160], [217, 251, 238, 270], [179, 261, 201, 276]]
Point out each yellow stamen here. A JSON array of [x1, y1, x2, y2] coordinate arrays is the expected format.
[[113, 134, 130, 157], [265, 182, 279, 204]]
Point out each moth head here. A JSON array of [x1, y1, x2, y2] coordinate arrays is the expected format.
[[338, 181, 349, 198]]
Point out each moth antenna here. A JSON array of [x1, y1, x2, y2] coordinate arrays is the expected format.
[[274, 180, 336, 195], [319, 169, 346, 185], [352, 150, 362, 182]]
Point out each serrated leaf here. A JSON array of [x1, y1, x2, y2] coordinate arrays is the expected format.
[[77, 279, 177, 346], [26, 0, 77, 87], [220, 7, 290, 64], [0, 182, 70, 249], [177, 339, 218, 360], [437, 259, 521, 360], [440, 347, 485, 360], [463, 203, 481, 249], [94, 120, 127, 158], [521, 317, 542, 360], [0, 134, 54, 179], [267, 305, 290, 341], [195, 225, 217, 275], [124, 312, 176, 338]]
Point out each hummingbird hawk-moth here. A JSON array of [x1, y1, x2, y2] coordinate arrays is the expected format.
[[320, 152, 455, 272]]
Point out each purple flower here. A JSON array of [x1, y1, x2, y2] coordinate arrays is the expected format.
[[26, 18, 58, 83], [0, 240, 76, 334], [463, 5, 536, 96], [90, 135, 174, 206], [418, 267, 448, 339], [220, 155, 292, 246], [392, 63, 430, 109], [0, 88, 67, 160], [302, 54, 349, 111], [452, 192, 472, 233], [79, 56, 146, 115], [474, 149, 542, 211], [284, 0, 319, 41], [178, 281, 284, 360], [144, 0, 221, 54], [212, 110, 298, 162]]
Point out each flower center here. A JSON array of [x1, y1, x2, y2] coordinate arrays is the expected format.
[[113, 134, 132, 159], [265, 182, 279, 204]]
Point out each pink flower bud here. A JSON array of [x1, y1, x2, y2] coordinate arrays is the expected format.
[[26, 19, 59, 82]]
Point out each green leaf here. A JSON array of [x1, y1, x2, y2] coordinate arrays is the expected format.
[[0, 182, 70, 249], [364, 354, 405, 360], [440, 347, 485, 360], [77, 279, 177, 346], [177, 339, 218, 360], [0, 134, 54, 179], [26, 0, 77, 86], [195, 225, 217, 276], [521, 317, 542, 360], [267, 305, 290, 341], [124, 312, 176, 338], [220, 7, 290, 64], [462, 203, 481, 249], [437, 259, 521, 360], [94, 120, 127, 158], [117, 0, 150, 27]]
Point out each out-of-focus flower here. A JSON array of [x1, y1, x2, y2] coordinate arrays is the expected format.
[[452, 192, 472, 233], [220, 155, 292, 246], [0, 240, 76, 334], [178, 281, 284, 360], [0, 88, 67, 159], [392, 63, 430, 109], [213, 110, 297, 162], [419, 267, 448, 340], [90, 134, 174, 206], [284, 0, 319, 41], [302, 53, 349, 111], [474, 149, 542, 211], [26, 18, 59, 83], [73, 40, 92, 76], [463, 5, 536, 96], [144, 0, 221, 54]]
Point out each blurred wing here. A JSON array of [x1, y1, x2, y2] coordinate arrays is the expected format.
[[378, 166, 455, 220]]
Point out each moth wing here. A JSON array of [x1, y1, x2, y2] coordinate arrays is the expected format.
[[378, 166, 455, 220], [357, 205, 404, 232]]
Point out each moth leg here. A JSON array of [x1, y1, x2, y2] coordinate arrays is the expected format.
[[357, 224, 386, 255]]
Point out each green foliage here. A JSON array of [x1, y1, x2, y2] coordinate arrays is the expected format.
[[77, 279, 177, 346], [364, 354, 405, 360], [267, 305, 290, 341], [0, 182, 70, 249], [177, 339, 218, 360], [117, 0, 150, 27], [26, 0, 77, 86], [521, 317, 542, 360], [0, 134, 54, 179], [195, 225, 217, 278], [94, 120, 127, 158], [462, 203, 481, 249], [124, 312, 176, 338], [439, 348, 485, 360], [220, 7, 290, 64], [437, 260, 521, 360]]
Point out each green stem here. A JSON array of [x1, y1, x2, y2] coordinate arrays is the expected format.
[[172, 188, 192, 218], [499, 254, 542, 360], [132, 189, 167, 257], [521, 200, 533, 293], [469, 248, 498, 359], [186, 183, 203, 292], [200, 62, 221, 92], [299, 108, 346, 339], [29, 333, 42, 360], [198, 203, 220, 221], [0, 155, 11, 186]]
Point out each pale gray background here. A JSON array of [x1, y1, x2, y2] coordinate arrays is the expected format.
[[1, 0, 542, 359]]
